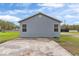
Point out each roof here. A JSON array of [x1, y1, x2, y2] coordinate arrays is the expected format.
[[19, 12, 61, 23]]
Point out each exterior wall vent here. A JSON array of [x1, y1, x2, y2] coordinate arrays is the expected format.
[[38, 15, 42, 18]]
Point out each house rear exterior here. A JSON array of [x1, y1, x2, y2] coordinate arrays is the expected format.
[[19, 13, 61, 37]]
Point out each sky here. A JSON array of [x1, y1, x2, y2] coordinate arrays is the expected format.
[[0, 3, 79, 25]]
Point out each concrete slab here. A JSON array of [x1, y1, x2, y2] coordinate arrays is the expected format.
[[0, 38, 72, 56]]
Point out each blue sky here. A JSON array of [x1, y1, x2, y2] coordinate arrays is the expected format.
[[0, 3, 79, 25]]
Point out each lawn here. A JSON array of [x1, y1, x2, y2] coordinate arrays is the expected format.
[[57, 32, 79, 56], [62, 32, 79, 34], [0, 32, 19, 43]]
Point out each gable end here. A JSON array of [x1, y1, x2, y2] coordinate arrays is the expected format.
[[19, 12, 61, 23]]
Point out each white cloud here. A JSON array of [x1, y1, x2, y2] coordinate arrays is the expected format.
[[72, 8, 79, 13], [0, 15, 21, 22], [74, 22, 79, 25], [58, 8, 79, 17], [38, 3, 64, 8], [64, 8, 79, 13], [0, 9, 36, 15], [8, 10, 17, 14], [15, 4, 31, 7], [64, 15, 79, 19], [11, 10, 26, 14], [64, 15, 74, 18], [69, 4, 79, 8]]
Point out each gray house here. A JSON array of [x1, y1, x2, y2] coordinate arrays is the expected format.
[[19, 12, 61, 37]]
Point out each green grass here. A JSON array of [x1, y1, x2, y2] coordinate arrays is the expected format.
[[0, 32, 19, 43], [58, 34, 79, 56], [62, 32, 79, 34]]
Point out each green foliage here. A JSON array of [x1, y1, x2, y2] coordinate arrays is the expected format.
[[60, 35, 79, 45], [0, 32, 19, 43], [58, 33, 79, 55], [61, 24, 79, 30], [0, 19, 19, 31]]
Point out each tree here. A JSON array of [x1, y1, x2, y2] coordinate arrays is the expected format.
[[61, 24, 79, 30], [0, 19, 18, 31]]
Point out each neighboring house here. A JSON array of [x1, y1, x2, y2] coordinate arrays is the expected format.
[[19, 12, 61, 37]]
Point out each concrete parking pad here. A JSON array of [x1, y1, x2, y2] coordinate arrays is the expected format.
[[0, 38, 72, 56]]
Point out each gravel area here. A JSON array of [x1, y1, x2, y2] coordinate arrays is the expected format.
[[0, 38, 72, 56]]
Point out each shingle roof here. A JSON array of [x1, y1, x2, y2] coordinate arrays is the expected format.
[[19, 12, 61, 23]]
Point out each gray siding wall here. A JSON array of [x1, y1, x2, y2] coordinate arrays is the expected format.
[[20, 14, 60, 37]]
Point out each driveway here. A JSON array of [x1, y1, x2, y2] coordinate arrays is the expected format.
[[0, 38, 72, 56]]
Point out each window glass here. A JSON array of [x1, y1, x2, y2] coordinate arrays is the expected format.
[[54, 24, 58, 32], [22, 24, 27, 32]]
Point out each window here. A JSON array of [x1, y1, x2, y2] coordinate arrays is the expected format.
[[22, 24, 27, 32], [54, 24, 58, 32]]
